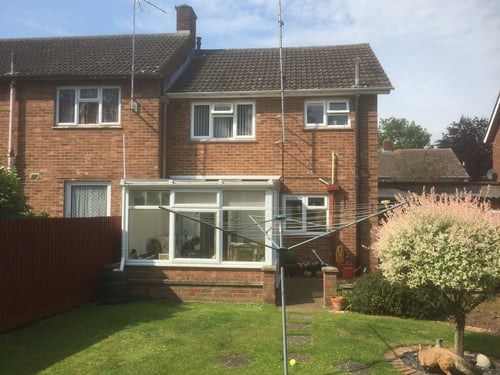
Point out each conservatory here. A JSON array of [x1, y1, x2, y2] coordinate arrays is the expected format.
[[121, 176, 281, 268]]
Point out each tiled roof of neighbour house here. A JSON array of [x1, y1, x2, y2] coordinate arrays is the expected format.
[[0, 33, 192, 80], [167, 43, 393, 95], [378, 148, 470, 182]]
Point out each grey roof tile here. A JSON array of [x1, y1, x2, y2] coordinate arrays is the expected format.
[[0, 33, 191, 79], [169, 43, 392, 93]]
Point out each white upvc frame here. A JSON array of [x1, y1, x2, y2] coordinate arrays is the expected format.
[[304, 99, 350, 129], [191, 101, 256, 140], [283, 194, 329, 234], [64, 181, 111, 217], [56, 86, 121, 126]]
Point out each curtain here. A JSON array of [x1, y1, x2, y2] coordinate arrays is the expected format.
[[213, 117, 233, 138], [193, 105, 209, 136], [71, 185, 107, 217], [58, 89, 75, 123], [237, 104, 253, 136]]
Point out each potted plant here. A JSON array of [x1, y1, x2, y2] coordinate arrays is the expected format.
[[331, 280, 351, 311], [281, 250, 300, 277]]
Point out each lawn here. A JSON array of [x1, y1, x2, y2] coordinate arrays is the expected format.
[[0, 302, 498, 374]]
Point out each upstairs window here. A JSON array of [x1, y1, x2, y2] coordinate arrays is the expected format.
[[57, 87, 120, 125], [305, 99, 350, 128], [192, 102, 255, 140]]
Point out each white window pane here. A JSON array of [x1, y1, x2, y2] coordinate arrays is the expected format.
[[193, 105, 209, 136], [306, 103, 324, 124], [175, 192, 217, 204], [80, 88, 98, 99], [306, 210, 327, 232], [102, 88, 119, 123], [79, 102, 98, 124], [223, 191, 265, 207], [213, 117, 233, 138], [327, 114, 349, 126], [176, 212, 215, 259], [223, 210, 265, 262], [128, 209, 170, 260], [308, 197, 325, 207], [58, 89, 75, 123], [285, 199, 303, 230], [237, 104, 253, 136], [70, 185, 107, 217], [328, 101, 347, 111], [212, 103, 233, 113]]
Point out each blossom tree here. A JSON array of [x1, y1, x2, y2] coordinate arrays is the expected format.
[[374, 189, 500, 356]]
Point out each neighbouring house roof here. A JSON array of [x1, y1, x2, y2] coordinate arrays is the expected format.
[[484, 90, 500, 144], [378, 148, 470, 182], [167, 43, 393, 96], [0, 33, 192, 80]]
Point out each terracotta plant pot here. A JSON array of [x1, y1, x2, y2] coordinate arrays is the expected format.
[[331, 296, 346, 311]]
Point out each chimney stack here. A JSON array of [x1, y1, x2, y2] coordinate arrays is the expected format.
[[176, 5, 197, 39]]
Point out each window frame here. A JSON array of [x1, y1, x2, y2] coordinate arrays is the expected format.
[[191, 102, 256, 140], [56, 86, 121, 126], [283, 195, 329, 234], [64, 181, 111, 217], [304, 99, 350, 129]]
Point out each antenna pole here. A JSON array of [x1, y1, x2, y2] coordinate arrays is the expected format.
[[131, 0, 136, 111], [278, 0, 286, 185]]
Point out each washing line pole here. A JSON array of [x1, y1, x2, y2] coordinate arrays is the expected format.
[[278, 0, 286, 185]]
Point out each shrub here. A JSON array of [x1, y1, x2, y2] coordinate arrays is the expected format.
[[350, 270, 448, 320]]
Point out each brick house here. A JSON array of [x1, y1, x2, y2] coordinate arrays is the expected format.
[[1, 5, 394, 303], [484, 91, 500, 209]]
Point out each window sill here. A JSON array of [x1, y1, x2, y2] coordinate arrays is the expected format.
[[54, 125, 122, 129], [191, 138, 257, 143], [303, 125, 351, 130]]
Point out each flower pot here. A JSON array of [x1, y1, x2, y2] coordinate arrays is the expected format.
[[339, 265, 357, 279], [331, 296, 346, 311]]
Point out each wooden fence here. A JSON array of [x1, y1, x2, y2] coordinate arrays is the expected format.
[[0, 216, 121, 332]]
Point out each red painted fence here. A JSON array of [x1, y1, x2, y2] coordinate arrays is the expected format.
[[0, 216, 121, 332]]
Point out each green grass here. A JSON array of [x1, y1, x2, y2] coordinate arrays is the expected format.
[[0, 302, 498, 374]]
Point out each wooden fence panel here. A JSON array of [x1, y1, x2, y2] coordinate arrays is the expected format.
[[0, 216, 121, 332]]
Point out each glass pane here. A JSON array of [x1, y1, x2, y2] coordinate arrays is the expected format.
[[306, 210, 327, 232], [213, 103, 233, 113], [308, 197, 325, 207], [146, 191, 160, 206], [193, 105, 209, 136], [223, 210, 265, 262], [80, 88, 98, 99], [306, 103, 324, 125], [236, 104, 253, 136], [129, 191, 146, 205], [285, 198, 302, 230], [327, 114, 349, 126], [79, 102, 98, 124], [58, 89, 75, 123], [223, 191, 265, 207], [128, 209, 170, 260], [213, 117, 233, 138], [70, 185, 107, 217], [175, 192, 217, 204], [176, 212, 215, 259], [328, 101, 347, 111], [160, 192, 170, 206], [102, 88, 119, 123]]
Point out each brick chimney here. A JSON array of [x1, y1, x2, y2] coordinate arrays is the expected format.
[[176, 5, 197, 38], [382, 139, 393, 152]]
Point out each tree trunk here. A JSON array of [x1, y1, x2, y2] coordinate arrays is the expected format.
[[454, 310, 465, 357]]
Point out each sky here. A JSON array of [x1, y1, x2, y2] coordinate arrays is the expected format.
[[1, 0, 499, 143]]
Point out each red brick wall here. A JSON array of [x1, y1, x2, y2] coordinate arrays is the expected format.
[[126, 266, 269, 303], [0, 79, 163, 217], [493, 127, 500, 175], [165, 95, 379, 269]]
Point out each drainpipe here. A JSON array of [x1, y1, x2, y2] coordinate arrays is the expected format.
[[354, 94, 361, 267], [7, 53, 17, 170]]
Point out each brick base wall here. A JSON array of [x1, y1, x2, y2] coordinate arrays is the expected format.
[[125, 266, 277, 304]]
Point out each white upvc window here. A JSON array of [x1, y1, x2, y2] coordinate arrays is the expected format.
[[65, 181, 111, 217], [284, 195, 328, 233], [57, 87, 121, 125], [305, 99, 350, 128], [191, 102, 255, 140]]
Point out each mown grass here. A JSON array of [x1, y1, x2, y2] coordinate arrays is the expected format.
[[0, 302, 498, 374]]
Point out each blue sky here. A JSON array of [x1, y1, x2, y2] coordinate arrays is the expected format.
[[1, 0, 499, 143]]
